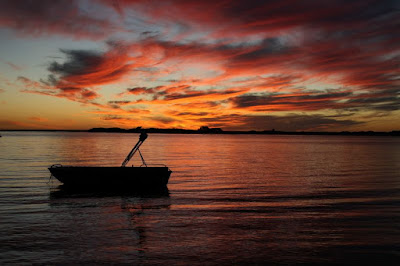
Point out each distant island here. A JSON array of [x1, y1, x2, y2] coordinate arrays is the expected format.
[[88, 126, 400, 136]]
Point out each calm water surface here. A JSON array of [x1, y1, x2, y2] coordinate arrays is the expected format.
[[0, 132, 399, 264]]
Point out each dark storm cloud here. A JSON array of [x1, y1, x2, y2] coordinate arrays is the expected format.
[[48, 50, 102, 76]]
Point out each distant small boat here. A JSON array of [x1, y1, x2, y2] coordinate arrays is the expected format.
[[48, 132, 172, 188]]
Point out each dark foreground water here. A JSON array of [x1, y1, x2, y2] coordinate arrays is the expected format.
[[0, 132, 399, 265]]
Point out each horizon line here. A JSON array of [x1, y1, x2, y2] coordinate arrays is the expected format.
[[1, 127, 399, 134]]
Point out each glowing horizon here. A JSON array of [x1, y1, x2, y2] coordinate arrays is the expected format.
[[0, 0, 399, 132]]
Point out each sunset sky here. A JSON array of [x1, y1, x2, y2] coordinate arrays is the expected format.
[[0, 0, 399, 131]]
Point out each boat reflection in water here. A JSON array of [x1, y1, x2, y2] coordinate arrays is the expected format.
[[48, 132, 172, 188], [48, 184, 171, 264], [50, 184, 170, 199]]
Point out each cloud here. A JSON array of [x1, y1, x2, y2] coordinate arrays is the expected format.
[[107, 100, 133, 109], [120, 84, 246, 104], [147, 116, 175, 124], [0, 119, 53, 130], [120, 1, 399, 96], [105, 0, 399, 42], [195, 113, 362, 132], [240, 114, 363, 131], [231, 89, 400, 112], [19, 42, 136, 104], [18, 76, 51, 90], [162, 88, 243, 101], [28, 116, 48, 122], [122, 33, 398, 107], [46, 44, 132, 88], [108, 100, 132, 105], [1, 61, 22, 71], [229, 37, 291, 63], [345, 89, 400, 111], [174, 102, 221, 109], [122, 87, 158, 96], [168, 111, 210, 117], [0, 0, 114, 39], [98, 113, 175, 128], [18, 76, 100, 104], [102, 115, 132, 121], [230, 90, 353, 111]]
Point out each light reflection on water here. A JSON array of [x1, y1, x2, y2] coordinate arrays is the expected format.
[[0, 132, 399, 264]]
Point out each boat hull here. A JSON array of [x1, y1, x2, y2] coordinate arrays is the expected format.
[[49, 166, 172, 188]]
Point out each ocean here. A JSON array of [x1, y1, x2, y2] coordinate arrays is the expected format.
[[0, 132, 399, 264]]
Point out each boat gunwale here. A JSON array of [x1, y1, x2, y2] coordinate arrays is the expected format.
[[49, 164, 170, 169]]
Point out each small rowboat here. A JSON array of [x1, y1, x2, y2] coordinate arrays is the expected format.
[[48, 132, 172, 188]]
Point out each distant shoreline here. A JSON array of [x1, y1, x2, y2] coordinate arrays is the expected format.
[[1, 128, 399, 136]]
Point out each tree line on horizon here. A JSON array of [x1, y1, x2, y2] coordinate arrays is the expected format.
[[88, 126, 400, 136]]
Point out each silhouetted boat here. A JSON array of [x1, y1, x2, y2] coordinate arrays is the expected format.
[[48, 132, 172, 188]]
